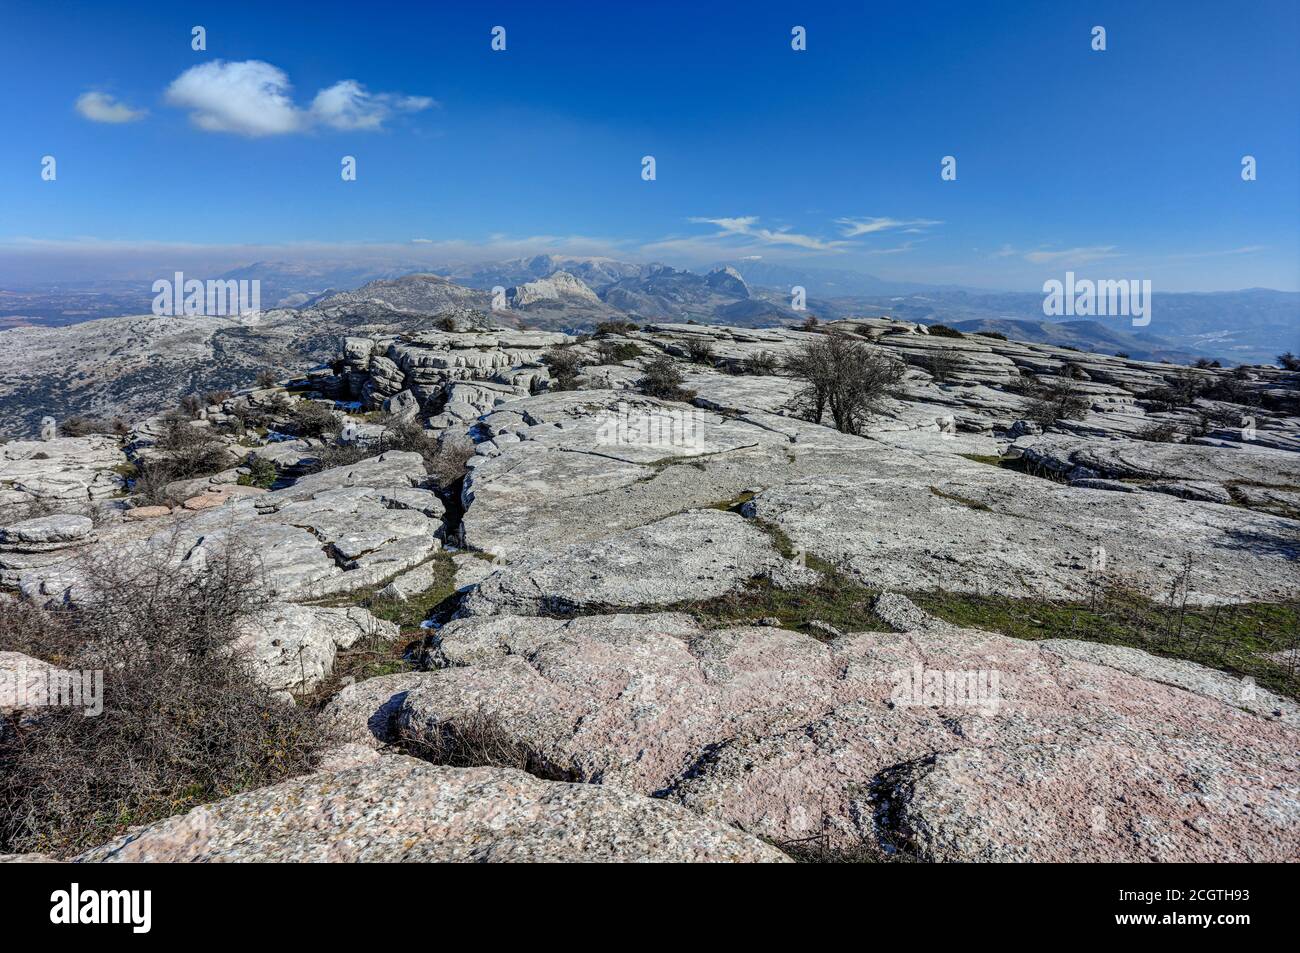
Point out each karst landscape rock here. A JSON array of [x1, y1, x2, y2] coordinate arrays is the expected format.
[[2, 308, 1297, 864]]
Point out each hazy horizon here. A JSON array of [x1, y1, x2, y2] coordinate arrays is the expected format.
[[2, 0, 1298, 293]]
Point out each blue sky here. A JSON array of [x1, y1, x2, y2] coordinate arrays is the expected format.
[[1, 0, 1297, 290]]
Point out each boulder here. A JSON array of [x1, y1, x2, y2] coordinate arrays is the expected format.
[[234, 603, 399, 695], [73, 757, 788, 862], [392, 605, 1299, 861], [460, 508, 809, 616]]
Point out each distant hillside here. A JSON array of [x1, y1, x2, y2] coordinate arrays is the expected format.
[[945, 318, 1200, 364]]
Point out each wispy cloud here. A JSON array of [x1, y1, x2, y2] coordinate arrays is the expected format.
[[835, 216, 942, 237], [164, 60, 434, 136], [75, 91, 147, 124], [1021, 245, 1119, 264], [1166, 245, 1266, 260], [687, 216, 852, 251], [863, 242, 918, 256]]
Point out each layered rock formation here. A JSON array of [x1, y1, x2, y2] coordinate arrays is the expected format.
[[3, 315, 1297, 862]]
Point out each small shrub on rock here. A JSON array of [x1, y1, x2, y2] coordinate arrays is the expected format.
[[636, 356, 694, 402], [239, 456, 278, 489], [744, 350, 780, 375], [594, 340, 642, 365], [926, 350, 958, 383], [1024, 379, 1091, 428], [0, 540, 324, 857], [60, 416, 129, 438], [926, 324, 964, 338], [542, 347, 585, 390], [594, 320, 639, 336], [684, 339, 715, 365], [784, 332, 905, 435], [284, 401, 342, 440], [1135, 420, 1183, 443], [132, 412, 232, 505]]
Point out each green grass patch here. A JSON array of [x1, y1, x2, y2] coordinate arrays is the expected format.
[[958, 453, 1006, 467], [706, 491, 756, 512], [928, 486, 992, 511], [666, 521, 885, 639], [909, 588, 1300, 701], [306, 551, 459, 634]]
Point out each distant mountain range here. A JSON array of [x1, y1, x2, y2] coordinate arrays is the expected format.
[[2, 255, 1295, 365]]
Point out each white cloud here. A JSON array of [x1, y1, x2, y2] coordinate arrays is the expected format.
[[309, 81, 435, 131], [165, 61, 304, 135], [1023, 246, 1119, 264], [164, 61, 434, 137], [835, 216, 942, 237], [1166, 245, 1266, 260], [75, 91, 147, 124], [688, 216, 852, 251]]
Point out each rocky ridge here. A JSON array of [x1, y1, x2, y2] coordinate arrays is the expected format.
[[2, 314, 1297, 862]]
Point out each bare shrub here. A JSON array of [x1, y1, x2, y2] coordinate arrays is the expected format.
[[926, 350, 958, 383], [284, 400, 341, 440], [636, 356, 694, 402], [132, 412, 232, 506], [594, 320, 639, 336], [684, 339, 715, 365], [594, 339, 641, 365], [744, 350, 780, 375], [542, 347, 584, 390], [179, 393, 203, 418], [783, 332, 905, 435], [59, 416, 128, 438], [229, 393, 292, 431], [1277, 351, 1300, 371], [300, 419, 474, 489], [1135, 420, 1182, 443], [424, 430, 476, 488], [1141, 368, 1207, 410], [1024, 378, 1091, 429], [255, 369, 280, 388], [403, 709, 574, 782], [0, 539, 323, 856]]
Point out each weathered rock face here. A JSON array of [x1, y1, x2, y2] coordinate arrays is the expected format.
[[344, 328, 572, 417], [508, 270, 602, 308], [6, 316, 1298, 863], [453, 382, 1297, 605], [1014, 433, 1300, 518], [234, 604, 399, 696], [17, 451, 443, 606], [0, 436, 126, 509], [0, 514, 97, 586], [389, 603, 1298, 862], [460, 509, 809, 616], [0, 650, 68, 714], [73, 757, 787, 863], [740, 455, 1299, 604]]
